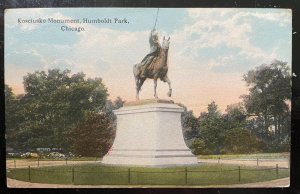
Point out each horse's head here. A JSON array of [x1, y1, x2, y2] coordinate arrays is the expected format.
[[162, 36, 170, 50]]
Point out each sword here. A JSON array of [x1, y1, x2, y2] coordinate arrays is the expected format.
[[153, 8, 159, 29]]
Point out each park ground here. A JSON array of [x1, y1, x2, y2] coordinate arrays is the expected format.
[[6, 153, 290, 188]]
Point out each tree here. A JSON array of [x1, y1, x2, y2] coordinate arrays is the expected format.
[[69, 112, 113, 157], [5, 85, 23, 150], [6, 69, 109, 152], [241, 60, 291, 147], [191, 139, 211, 155], [223, 103, 247, 129], [198, 101, 225, 154], [113, 96, 125, 110], [178, 103, 200, 143], [223, 128, 265, 154], [104, 96, 125, 129]]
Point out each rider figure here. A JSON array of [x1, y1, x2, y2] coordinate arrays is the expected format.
[[140, 28, 161, 77]]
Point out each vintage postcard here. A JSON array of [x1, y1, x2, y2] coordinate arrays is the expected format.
[[5, 8, 291, 188]]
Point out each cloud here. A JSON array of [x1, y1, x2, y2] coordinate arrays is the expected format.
[[5, 50, 48, 69], [5, 9, 50, 31], [5, 8, 291, 114], [170, 8, 291, 74]]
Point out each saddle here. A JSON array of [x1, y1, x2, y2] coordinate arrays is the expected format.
[[140, 56, 159, 78]]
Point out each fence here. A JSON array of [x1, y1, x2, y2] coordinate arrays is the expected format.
[[7, 164, 289, 185]]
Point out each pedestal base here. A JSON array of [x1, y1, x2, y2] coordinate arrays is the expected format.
[[102, 99, 198, 166]]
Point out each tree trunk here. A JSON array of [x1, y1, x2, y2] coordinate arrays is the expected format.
[[264, 114, 270, 141], [278, 115, 281, 142], [274, 116, 278, 141]]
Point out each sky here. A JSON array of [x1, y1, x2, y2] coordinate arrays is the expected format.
[[4, 8, 292, 116]]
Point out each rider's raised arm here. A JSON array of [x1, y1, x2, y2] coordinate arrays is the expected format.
[[149, 28, 158, 46]]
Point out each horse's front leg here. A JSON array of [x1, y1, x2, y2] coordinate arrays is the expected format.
[[164, 76, 172, 97], [154, 78, 158, 99]]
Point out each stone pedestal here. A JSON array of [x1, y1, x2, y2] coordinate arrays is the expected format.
[[102, 99, 198, 166]]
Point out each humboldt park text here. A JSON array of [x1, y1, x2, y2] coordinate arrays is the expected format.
[[17, 17, 129, 24]]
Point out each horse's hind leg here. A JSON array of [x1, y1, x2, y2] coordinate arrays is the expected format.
[[135, 77, 146, 100], [154, 77, 158, 99]]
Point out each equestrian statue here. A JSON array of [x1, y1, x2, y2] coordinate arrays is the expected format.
[[133, 28, 172, 100]]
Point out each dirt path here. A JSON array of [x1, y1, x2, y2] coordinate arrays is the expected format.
[[6, 177, 289, 188], [200, 158, 289, 168], [6, 160, 98, 169], [225, 177, 289, 188]]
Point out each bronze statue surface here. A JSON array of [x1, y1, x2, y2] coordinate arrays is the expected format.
[[133, 29, 172, 100]]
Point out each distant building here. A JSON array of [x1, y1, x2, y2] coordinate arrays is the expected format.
[[36, 148, 51, 152], [6, 147, 14, 152]]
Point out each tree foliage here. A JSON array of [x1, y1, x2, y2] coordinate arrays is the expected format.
[[5, 85, 23, 149], [223, 128, 265, 154], [69, 112, 113, 157], [187, 61, 291, 154], [197, 101, 224, 154], [242, 60, 291, 146], [178, 103, 200, 146], [6, 69, 109, 152], [6, 60, 291, 156]]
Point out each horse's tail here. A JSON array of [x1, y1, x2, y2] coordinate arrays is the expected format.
[[133, 63, 139, 77]]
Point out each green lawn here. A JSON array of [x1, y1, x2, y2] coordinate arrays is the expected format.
[[7, 163, 290, 186]]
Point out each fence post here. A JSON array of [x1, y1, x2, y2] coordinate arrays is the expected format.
[[66, 158, 68, 165], [72, 167, 74, 184], [185, 167, 188, 185], [14, 159, 16, 168], [276, 164, 278, 178], [257, 158, 259, 166], [128, 168, 131, 184], [218, 157, 220, 164], [38, 158, 39, 167], [238, 166, 241, 182], [28, 166, 31, 182]]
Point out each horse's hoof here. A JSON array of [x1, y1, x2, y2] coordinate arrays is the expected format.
[[167, 92, 171, 97]]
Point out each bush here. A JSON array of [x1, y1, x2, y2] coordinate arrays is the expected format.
[[7, 152, 21, 158], [70, 112, 114, 157], [20, 152, 39, 159], [191, 139, 212, 155], [47, 152, 66, 159], [223, 128, 265, 154], [264, 139, 290, 153]]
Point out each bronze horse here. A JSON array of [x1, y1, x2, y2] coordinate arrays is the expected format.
[[133, 36, 172, 100]]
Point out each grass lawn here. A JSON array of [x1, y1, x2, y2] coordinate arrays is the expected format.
[[7, 163, 290, 186]]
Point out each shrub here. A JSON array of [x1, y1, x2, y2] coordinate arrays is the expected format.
[[223, 128, 265, 154], [70, 112, 114, 157], [21, 152, 39, 159], [191, 139, 212, 155], [47, 152, 66, 159]]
